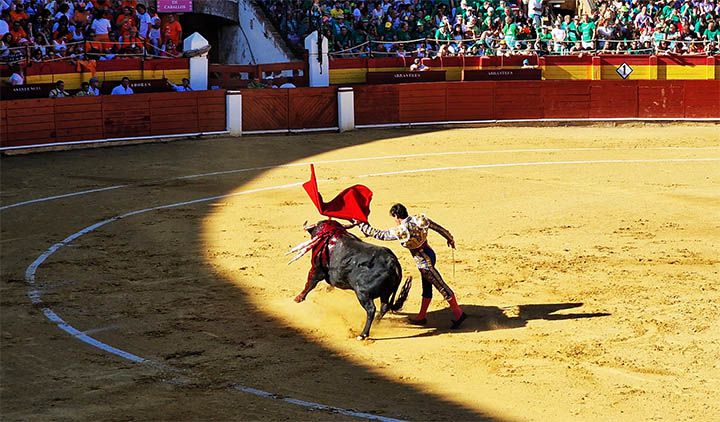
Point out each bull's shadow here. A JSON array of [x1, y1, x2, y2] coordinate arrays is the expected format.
[[377, 302, 610, 340]]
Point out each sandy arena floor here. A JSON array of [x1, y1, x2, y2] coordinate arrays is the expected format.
[[1, 125, 719, 421]]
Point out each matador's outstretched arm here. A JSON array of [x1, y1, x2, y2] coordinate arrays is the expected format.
[[356, 221, 400, 241]]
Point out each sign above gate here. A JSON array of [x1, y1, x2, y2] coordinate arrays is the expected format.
[[157, 0, 193, 13]]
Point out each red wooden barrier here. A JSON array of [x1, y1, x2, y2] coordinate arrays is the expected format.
[[588, 81, 637, 118], [352, 80, 719, 126], [683, 80, 720, 118], [0, 90, 227, 149], [542, 81, 591, 119], [638, 81, 686, 118], [446, 82, 494, 121], [289, 87, 337, 129], [353, 85, 399, 125], [240, 87, 337, 131]]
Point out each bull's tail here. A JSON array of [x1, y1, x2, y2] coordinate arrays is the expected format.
[[389, 277, 412, 312]]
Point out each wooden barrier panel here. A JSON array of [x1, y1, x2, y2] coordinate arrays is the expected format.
[[399, 83, 447, 123], [102, 94, 152, 139], [638, 82, 686, 118], [197, 90, 228, 133], [683, 80, 720, 118], [446, 82, 495, 121], [542, 81, 591, 119], [288, 87, 337, 129], [240, 89, 289, 131], [352, 80, 718, 125], [0, 102, 6, 144], [54, 96, 103, 143], [150, 92, 200, 136], [590, 81, 638, 118], [2, 99, 56, 147], [354, 85, 399, 125], [240, 87, 338, 131], [0, 90, 227, 149], [495, 82, 543, 120]]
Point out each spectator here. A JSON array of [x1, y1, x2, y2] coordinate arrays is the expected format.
[[0, 0, 185, 66], [111, 76, 134, 95], [409, 57, 429, 71], [89, 77, 101, 95], [279, 76, 297, 88], [247, 75, 268, 89], [6, 63, 23, 85], [0, 10, 9, 37], [147, 6, 162, 55], [169, 77, 193, 92], [136, 4, 152, 42], [75, 81, 95, 96], [162, 13, 182, 51], [259, 0, 719, 57], [49, 80, 71, 98]]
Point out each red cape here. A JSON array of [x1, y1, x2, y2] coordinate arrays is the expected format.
[[302, 164, 373, 222]]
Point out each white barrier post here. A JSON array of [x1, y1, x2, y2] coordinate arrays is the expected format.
[[227, 91, 242, 136], [337, 87, 355, 132], [184, 32, 209, 90], [304, 31, 329, 87]]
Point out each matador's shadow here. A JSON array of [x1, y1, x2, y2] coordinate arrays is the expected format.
[[376, 302, 610, 340]]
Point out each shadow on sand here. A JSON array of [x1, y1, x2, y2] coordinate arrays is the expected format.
[[376, 302, 610, 340]]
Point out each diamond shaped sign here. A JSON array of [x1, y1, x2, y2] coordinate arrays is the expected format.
[[616, 63, 633, 79]]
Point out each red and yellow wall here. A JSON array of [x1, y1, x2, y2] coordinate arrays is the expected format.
[[330, 55, 719, 84], [11, 58, 190, 89]]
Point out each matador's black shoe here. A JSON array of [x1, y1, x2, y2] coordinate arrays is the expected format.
[[450, 312, 467, 329], [407, 317, 427, 326]]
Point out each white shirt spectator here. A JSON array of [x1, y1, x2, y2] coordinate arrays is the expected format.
[[528, 0, 543, 17], [149, 16, 161, 41], [111, 85, 134, 95], [410, 62, 429, 71], [137, 11, 152, 39], [91, 17, 111, 35], [0, 18, 9, 37], [279, 82, 297, 88], [8, 72, 23, 85]]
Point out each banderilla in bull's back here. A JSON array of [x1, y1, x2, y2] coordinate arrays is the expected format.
[[288, 219, 411, 340]]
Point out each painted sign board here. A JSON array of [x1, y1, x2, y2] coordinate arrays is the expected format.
[[157, 0, 193, 13]]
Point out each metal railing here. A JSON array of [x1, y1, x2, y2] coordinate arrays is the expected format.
[[328, 37, 718, 58]]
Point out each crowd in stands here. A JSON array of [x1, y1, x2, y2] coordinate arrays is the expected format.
[[260, 0, 720, 57], [0, 0, 184, 65]]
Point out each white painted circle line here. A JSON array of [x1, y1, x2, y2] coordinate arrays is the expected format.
[[21, 155, 719, 420], [3, 146, 719, 211], [359, 158, 720, 178]]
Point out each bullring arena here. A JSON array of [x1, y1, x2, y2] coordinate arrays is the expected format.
[[3, 0, 720, 419], [2, 124, 719, 421]]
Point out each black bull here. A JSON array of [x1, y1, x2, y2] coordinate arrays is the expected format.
[[292, 220, 411, 339]]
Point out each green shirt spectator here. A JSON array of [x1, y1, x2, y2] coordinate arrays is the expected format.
[[579, 20, 596, 42]]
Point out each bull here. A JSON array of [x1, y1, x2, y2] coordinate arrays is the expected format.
[[289, 220, 411, 340]]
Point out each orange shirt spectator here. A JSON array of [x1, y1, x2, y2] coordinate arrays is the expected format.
[[73, 9, 90, 26], [9, 10, 29, 23], [121, 0, 139, 10], [162, 15, 182, 47], [53, 30, 73, 44], [85, 39, 106, 54], [116, 10, 138, 39], [9, 23, 27, 44]]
